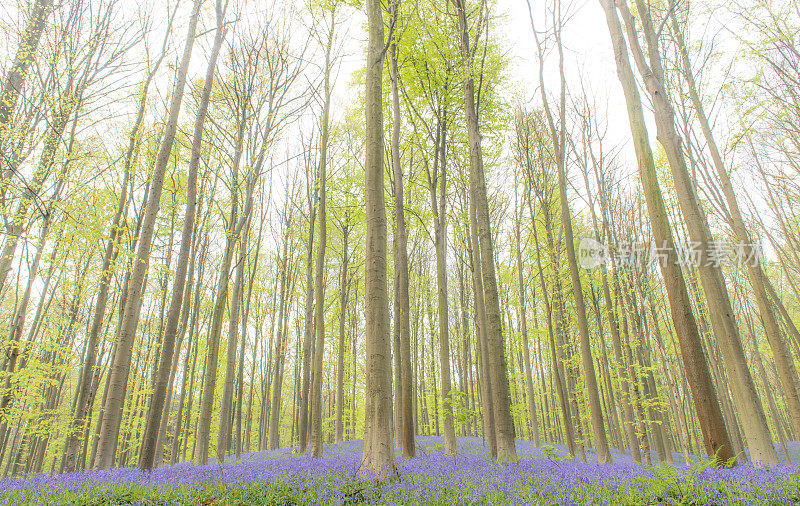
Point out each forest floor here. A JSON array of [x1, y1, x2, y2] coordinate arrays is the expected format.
[[2, 437, 799, 504]]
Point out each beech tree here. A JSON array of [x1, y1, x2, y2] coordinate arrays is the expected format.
[[0, 0, 799, 476]]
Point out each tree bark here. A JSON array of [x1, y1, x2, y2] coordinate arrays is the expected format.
[[432, 110, 457, 455], [93, 0, 201, 470], [599, 0, 734, 464], [467, 193, 496, 457], [514, 178, 539, 446], [453, 0, 516, 462], [335, 218, 350, 445], [309, 13, 334, 458], [0, 0, 53, 146], [139, 3, 224, 470], [269, 220, 292, 450], [361, 0, 398, 477], [298, 184, 317, 453], [217, 219, 249, 460], [389, 32, 415, 459]]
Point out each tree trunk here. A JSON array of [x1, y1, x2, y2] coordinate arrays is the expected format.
[[139, 5, 224, 471], [269, 223, 292, 450], [93, 0, 201, 470], [217, 219, 249, 460], [454, 0, 516, 462], [0, 0, 53, 150], [309, 15, 334, 458], [335, 219, 350, 445], [514, 180, 538, 446], [599, 0, 734, 464], [298, 187, 316, 453], [390, 52, 415, 453], [467, 194, 496, 457], [526, 0, 610, 461], [432, 110, 457, 454], [390, 27, 414, 457], [361, 0, 397, 477]]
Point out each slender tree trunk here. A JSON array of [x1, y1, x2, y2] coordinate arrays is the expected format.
[[454, 0, 516, 462], [140, 6, 224, 471], [432, 110, 457, 454], [298, 190, 316, 453], [335, 220, 350, 445], [196, 97, 260, 463], [639, 304, 668, 462], [389, 30, 414, 458], [269, 224, 291, 450], [217, 220, 249, 460], [514, 181, 538, 446], [389, 13, 405, 449], [599, 0, 734, 464], [94, 1, 201, 470], [157, 213, 205, 462], [309, 16, 334, 458], [671, 14, 799, 450], [467, 194, 496, 457], [235, 235, 258, 457]]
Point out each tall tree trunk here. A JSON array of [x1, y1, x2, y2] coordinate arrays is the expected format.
[[467, 195, 496, 457], [93, 0, 201, 470], [389, 36, 414, 459], [235, 232, 259, 457], [177, 240, 207, 464], [269, 224, 291, 450], [533, 191, 578, 457], [361, 0, 397, 477], [217, 219, 249, 460], [309, 14, 334, 458], [169, 241, 203, 465], [593, 171, 641, 462], [453, 0, 516, 462], [577, 141, 628, 454], [598, 0, 734, 464], [298, 188, 316, 453], [157, 208, 206, 463], [335, 219, 350, 445], [514, 179, 539, 446], [617, 0, 774, 466], [142, 3, 224, 470], [432, 109, 457, 454], [638, 298, 669, 462]]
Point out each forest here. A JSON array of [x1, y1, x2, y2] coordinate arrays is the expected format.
[[0, 0, 799, 503]]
